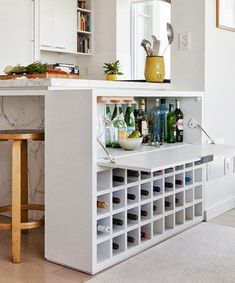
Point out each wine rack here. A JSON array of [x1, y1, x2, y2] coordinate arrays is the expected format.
[[96, 162, 204, 269]]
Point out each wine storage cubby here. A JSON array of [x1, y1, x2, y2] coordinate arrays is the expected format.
[[95, 162, 204, 269]]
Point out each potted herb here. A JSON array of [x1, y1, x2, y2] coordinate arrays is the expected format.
[[103, 60, 123, 80]]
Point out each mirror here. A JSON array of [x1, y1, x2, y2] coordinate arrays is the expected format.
[[131, 0, 171, 80]]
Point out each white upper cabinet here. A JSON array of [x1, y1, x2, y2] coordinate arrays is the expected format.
[[40, 0, 77, 53]]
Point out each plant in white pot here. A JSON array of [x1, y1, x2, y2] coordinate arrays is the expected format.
[[103, 60, 123, 80]]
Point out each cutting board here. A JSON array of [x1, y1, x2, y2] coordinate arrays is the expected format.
[[0, 73, 80, 80]]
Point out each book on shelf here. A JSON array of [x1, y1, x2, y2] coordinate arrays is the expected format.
[[77, 35, 90, 54], [77, 12, 91, 32]]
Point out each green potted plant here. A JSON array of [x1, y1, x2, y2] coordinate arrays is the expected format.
[[103, 60, 123, 80]]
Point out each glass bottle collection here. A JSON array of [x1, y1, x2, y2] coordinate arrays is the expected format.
[[104, 98, 184, 147]]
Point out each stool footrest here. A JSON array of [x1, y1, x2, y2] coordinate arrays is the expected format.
[[0, 204, 44, 213], [0, 223, 11, 230], [21, 220, 44, 230]]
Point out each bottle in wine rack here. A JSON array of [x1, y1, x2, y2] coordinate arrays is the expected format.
[[113, 197, 121, 204], [113, 242, 119, 250], [153, 205, 157, 211], [185, 176, 192, 183], [127, 213, 138, 221], [97, 200, 109, 209], [127, 236, 135, 243], [141, 210, 148, 217], [175, 198, 180, 204], [153, 186, 161, 193], [113, 176, 125, 183], [141, 189, 149, 196], [141, 231, 148, 239], [175, 179, 183, 186], [97, 224, 110, 233], [165, 201, 171, 208], [128, 170, 140, 177], [113, 218, 123, 226], [165, 182, 173, 188], [127, 193, 136, 200]]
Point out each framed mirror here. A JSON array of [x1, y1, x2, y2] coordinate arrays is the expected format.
[[131, 0, 171, 80], [216, 0, 235, 32]]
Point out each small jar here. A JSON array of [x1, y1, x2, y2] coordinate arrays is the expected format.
[[144, 56, 165, 83]]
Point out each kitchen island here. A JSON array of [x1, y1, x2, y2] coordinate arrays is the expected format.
[[0, 78, 234, 274]]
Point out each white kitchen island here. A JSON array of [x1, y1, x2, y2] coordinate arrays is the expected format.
[[0, 78, 234, 275]]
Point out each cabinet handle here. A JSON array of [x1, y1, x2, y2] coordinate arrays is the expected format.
[[41, 44, 52, 48], [55, 46, 66, 50]]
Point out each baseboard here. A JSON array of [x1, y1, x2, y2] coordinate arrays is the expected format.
[[204, 196, 235, 221]]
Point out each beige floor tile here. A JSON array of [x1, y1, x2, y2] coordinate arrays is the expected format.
[[210, 213, 235, 228], [226, 208, 235, 217]]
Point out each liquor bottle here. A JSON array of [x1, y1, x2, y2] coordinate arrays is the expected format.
[[153, 186, 161, 193], [134, 102, 140, 126], [105, 105, 113, 148], [113, 197, 121, 204], [113, 218, 123, 226], [127, 193, 136, 200], [113, 242, 119, 250], [165, 182, 173, 188], [141, 231, 148, 239], [113, 176, 124, 183], [127, 236, 135, 243], [167, 103, 176, 143], [112, 104, 127, 148], [137, 98, 149, 143], [159, 99, 169, 142], [141, 210, 148, 217], [97, 224, 110, 233], [97, 200, 109, 209], [149, 98, 161, 142], [175, 99, 184, 142], [141, 189, 149, 196], [175, 179, 183, 186], [127, 213, 138, 221], [125, 103, 135, 135]]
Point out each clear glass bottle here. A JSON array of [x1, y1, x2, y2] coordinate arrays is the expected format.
[[149, 98, 161, 142], [159, 99, 169, 142]]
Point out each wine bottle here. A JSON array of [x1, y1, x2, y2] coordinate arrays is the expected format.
[[127, 236, 135, 243], [153, 186, 161, 192], [175, 99, 184, 142], [97, 200, 109, 209], [113, 197, 121, 204], [113, 242, 119, 250], [142, 171, 151, 176], [127, 193, 136, 200], [153, 205, 157, 211], [127, 213, 138, 221], [97, 224, 110, 233], [113, 218, 123, 226], [165, 182, 173, 188], [175, 198, 180, 204], [175, 179, 183, 186], [113, 176, 124, 183], [185, 176, 192, 183], [165, 201, 171, 207], [141, 231, 148, 239], [141, 189, 149, 196], [149, 98, 161, 142], [167, 103, 176, 143], [141, 210, 148, 217], [159, 99, 169, 142], [137, 98, 149, 143], [128, 170, 140, 177]]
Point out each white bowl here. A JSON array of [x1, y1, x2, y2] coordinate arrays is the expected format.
[[119, 137, 143, 151]]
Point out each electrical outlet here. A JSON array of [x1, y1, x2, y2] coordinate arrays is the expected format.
[[224, 157, 231, 175], [188, 119, 198, 129], [178, 32, 191, 50]]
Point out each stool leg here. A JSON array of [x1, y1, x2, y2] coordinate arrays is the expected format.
[[12, 140, 22, 263], [21, 140, 28, 234]]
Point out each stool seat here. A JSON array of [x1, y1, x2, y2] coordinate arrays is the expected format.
[[0, 129, 44, 141]]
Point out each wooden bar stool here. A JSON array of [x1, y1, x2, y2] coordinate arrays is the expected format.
[[0, 129, 44, 263]]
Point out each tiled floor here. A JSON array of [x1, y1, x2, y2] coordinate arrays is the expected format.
[[0, 209, 235, 283]]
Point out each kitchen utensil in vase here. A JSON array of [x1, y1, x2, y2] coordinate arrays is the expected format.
[[162, 23, 174, 55], [151, 35, 160, 56], [141, 39, 152, 56]]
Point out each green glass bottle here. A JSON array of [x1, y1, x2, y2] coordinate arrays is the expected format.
[[174, 99, 184, 142], [167, 103, 176, 143], [125, 104, 135, 135]]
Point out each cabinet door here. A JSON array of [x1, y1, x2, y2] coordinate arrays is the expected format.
[[40, 0, 53, 49], [52, 0, 77, 53]]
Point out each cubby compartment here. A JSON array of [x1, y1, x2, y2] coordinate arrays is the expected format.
[[194, 185, 203, 200], [165, 214, 174, 231], [153, 218, 164, 236], [97, 217, 111, 240], [127, 228, 139, 249], [153, 178, 163, 197], [185, 188, 194, 203], [141, 171, 151, 180], [175, 164, 184, 171], [185, 171, 193, 186], [141, 223, 151, 242], [153, 198, 163, 217], [153, 170, 163, 177], [194, 168, 202, 183], [127, 185, 139, 206], [97, 193, 110, 216], [185, 206, 194, 221], [127, 207, 139, 228], [140, 182, 151, 200], [165, 195, 174, 212], [175, 210, 184, 226], [194, 160, 202, 166], [194, 202, 203, 217], [165, 167, 174, 174], [127, 170, 140, 184], [175, 192, 184, 208], [97, 240, 111, 263], [185, 162, 193, 169], [113, 168, 126, 187], [112, 189, 125, 210], [97, 170, 111, 192], [113, 212, 125, 233], [141, 203, 151, 221], [164, 176, 174, 192], [175, 173, 184, 189], [112, 234, 125, 256]]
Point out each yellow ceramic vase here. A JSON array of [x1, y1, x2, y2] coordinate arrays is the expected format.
[[144, 56, 165, 83], [105, 74, 118, 81]]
